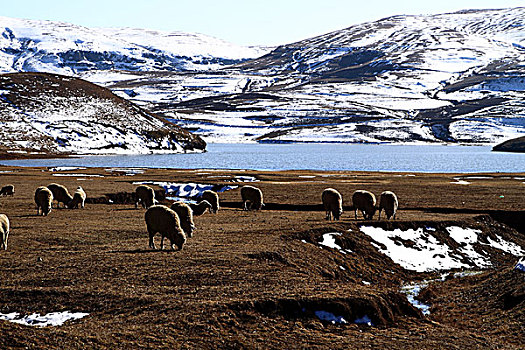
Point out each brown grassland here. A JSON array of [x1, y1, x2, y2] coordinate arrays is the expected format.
[[0, 166, 523, 349]]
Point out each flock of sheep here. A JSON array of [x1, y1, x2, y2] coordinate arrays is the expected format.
[[322, 188, 398, 222], [0, 180, 397, 252]]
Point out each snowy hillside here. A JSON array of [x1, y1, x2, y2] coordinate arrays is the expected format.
[[0, 72, 205, 157], [0, 16, 269, 74], [92, 7, 525, 144]]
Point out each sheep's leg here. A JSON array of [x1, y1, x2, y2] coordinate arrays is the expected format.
[[160, 235, 165, 250], [378, 209, 382, 220], [148, 231, 156, 250], [354, 209, 358, 220]]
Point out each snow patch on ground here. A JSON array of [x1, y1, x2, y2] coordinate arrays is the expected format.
[[317, 233, 353, 254], [515, 257, 525, 272], [134, 181, 237, 198], [360, 226, 466, 272], [314, 310, 347, 324], [360, 226, 524, 272], [49, 167, 86, 172], [0, 311, 88, 327], [354, 315, 374, 326], [400, 282, 431, 315]]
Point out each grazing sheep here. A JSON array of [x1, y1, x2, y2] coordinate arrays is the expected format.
[[145, 205, 186, 251], [322, 188, 343, 220], [135, 185, 157, 209], [35, 186, 53, 216], [68, 186, 86, 209], [378, 191, 398, 220], [0, 185, 14, 196], [352, 190, 377, 220], [0, 214, 9, 250], [189, 200, 213, 216], [47, 183, 72, 208], [241, 185, 264, 211], [170, 202, 195, 238], [201, 190, 219, 213]]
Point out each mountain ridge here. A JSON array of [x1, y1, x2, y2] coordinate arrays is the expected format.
[[1, 9, 525, 146]]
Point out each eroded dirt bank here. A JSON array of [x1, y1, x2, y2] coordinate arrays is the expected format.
[[0, 167, 523, 349]]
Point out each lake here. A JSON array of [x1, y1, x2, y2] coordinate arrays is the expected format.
[[1, 143, 524, 173]]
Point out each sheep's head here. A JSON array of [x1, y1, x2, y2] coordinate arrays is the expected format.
[[168, 227, 186, 251], [367, 206, 377, 219]]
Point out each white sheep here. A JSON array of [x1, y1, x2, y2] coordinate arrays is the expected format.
[[352, 190, 376, 220], [35, 186, 53, 216], [201, 190, 219, 213], [322, 188, 343, 220], [0, 185, 14, 196], [68, 186, 86, 209], [135, 185, 157, 209], [189, 200, 212, 216], [378, 191, 398, 220], [145, 205, 186, 251], [170, 201, 195, 238], [241, 185, 264, 210], [0, 214, 9, 250], [47, 183, 72, 208]]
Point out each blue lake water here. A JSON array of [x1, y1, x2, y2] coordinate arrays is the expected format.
[[1, 143, 524, 173]]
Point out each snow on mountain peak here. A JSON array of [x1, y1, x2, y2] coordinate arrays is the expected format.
[[0, 16, 270, 75]]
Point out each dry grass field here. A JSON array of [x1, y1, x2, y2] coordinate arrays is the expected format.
[[0, 166, 523, 349]]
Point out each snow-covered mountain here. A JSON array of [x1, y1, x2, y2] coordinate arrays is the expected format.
[[2, 9, 525, 145], [0, 16, 269, 74], [95, 7, 525, 144]]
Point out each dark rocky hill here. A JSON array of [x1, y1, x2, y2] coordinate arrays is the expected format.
[[492, 136, 525, 152]]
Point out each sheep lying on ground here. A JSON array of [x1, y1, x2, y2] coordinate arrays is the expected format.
[[352, 190, 376, 220], [378, 191, 398, 220], [145, 205, 186, 251], [189, 200, 212, 216], [35, 186, 53, 216], [201, 190, 219, 213], [47, 183, 72, 208], [135, 185, 157, 209], [68, 186, 86, 209], [170, 201, 195, 238], [322, 188, 343, 220], [0, 214, 9, 250], [0, 185, 14, 197], [241, 185, 264, 210]]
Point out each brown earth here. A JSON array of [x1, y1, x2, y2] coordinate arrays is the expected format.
[[0, 166, 523, 349]]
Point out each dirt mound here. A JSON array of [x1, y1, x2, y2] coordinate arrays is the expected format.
[[229, 292, 422, 327], [418, 264, 524, 347]]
